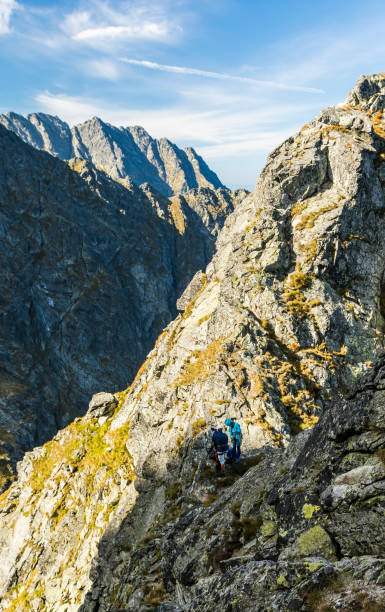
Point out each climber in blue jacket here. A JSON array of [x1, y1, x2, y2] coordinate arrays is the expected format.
[[225, 418, 242, 462]]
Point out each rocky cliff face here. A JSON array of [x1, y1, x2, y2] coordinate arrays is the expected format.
[[0, 113, 224, 197], [0, 124, 234, 488], [1, 74, 385, 611]]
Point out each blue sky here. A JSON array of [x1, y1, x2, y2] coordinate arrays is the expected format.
[[1, 0, 385, 189]]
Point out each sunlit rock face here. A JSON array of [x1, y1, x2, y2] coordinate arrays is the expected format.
[[0, 125, 240, 484], [0, 113, 224, 196], [1, 74, 385, 611]]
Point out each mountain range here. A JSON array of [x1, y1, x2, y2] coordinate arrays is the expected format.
[[0, 112, 224, 197], [1, 73, 385, 611]]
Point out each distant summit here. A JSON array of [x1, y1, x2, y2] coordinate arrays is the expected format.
[[0, 112, 224, 196]]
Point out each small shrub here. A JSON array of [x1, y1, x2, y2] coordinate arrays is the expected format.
[[165, 482, 180, 500], [203, 493, 219, 507], [206, 524, 214, 537], [191, 418, 207, 436], [198, 313, 211, 325], [241, 516, 263, 542], [143, 583, 166, 606], [172, 339, 226, 387], [376, 448, 385, 467], [231, 502, 241, 517]]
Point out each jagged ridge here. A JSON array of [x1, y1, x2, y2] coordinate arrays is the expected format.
[[0, 113, 225, 197]]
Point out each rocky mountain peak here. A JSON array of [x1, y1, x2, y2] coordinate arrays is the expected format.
[[0, 112, 225, 197], [128, 124, 154, 151], [344, 72, 385, 112]]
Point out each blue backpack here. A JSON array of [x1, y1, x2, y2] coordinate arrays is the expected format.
[[213, 430, 228, 452]]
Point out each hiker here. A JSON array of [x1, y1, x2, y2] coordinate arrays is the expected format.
[[210, 427, 229, 474], [225, 418, 242, 463]]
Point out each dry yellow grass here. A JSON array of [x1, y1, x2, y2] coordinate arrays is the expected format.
[[169, 197, 186, 234], [172, 338, 226, 387]]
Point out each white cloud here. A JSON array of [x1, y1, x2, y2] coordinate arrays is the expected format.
[[35, 91, 234, 140], [62, 10, 91, 37], [0, 0, 18, 35], [120, 58, 325, 94], [74, 22, 173, 42], [197, 132, 293, 158], [63, 1, 182, 47], [35, 90, 301, 190]]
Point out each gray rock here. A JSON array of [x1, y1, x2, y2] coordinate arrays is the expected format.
[[86, 393, 117, 420], [176, 270, 206, 311]]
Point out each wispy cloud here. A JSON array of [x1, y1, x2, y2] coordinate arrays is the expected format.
[[74, 23, 175, 42], [34, 90, 311, 159], [62, 10, 90, 38], [63, 1, 182, 47], [35, 91, 302, 135], [35, 89, 302, 189], [197, 133, 292, 158], [0, 0, 18, 35], [120, 58, 325, 94]]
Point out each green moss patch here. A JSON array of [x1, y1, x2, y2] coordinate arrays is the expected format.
[[296, 525, 336, 560], [302, 503, 320, 519]]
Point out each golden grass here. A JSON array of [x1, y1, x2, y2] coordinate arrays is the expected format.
[[169, 197, 186, 234], [172, 338, 226, 387], [295, 202, 337, 232]]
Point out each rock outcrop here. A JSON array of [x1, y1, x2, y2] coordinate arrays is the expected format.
[[0, 125, 234, 486], [0, 113, 224, 197], [1, 74, 385, 611]]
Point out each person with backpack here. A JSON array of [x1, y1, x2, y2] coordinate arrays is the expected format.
[[225, 418, 242, 462], [210, 427, 229, 475]]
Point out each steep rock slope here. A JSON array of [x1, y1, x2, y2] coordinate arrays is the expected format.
[[0, 112, 73, 159], [150, 354, 385, 611], [0, 125, 227, 485], [0, 113, 224, 196], [1, 74, 385, 611]]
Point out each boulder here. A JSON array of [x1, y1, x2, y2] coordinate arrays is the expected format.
[[86, 392, 118, 420]]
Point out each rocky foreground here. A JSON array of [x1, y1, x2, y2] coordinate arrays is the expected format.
[[1, 74, 385, 610]]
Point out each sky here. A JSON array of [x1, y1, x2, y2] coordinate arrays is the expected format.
[[1, 1, 385, 190]]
